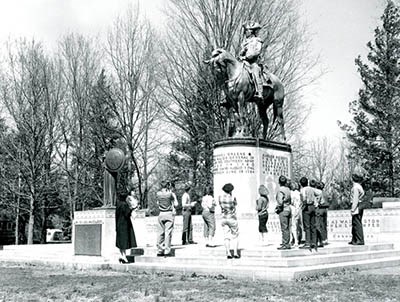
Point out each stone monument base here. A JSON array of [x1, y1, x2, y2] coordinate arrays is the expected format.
[[73, 208, 118, 259], [72, 208, 147, 260], [213, 138, 292, 214]]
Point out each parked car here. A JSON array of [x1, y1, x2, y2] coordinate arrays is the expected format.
[[46, 229, 69, 243]]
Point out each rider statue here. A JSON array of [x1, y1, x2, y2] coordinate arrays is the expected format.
[[239, 21, 263, 101]]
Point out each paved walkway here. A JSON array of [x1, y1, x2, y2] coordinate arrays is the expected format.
[[1, 242, 400, 278]]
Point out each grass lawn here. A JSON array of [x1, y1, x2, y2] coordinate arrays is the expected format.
[[0, 262, 399, 302]]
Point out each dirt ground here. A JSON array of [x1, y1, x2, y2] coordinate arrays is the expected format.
[[0, 262, 400, 302]]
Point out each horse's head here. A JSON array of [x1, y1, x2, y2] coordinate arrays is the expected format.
[[204, 48, 235, 75]]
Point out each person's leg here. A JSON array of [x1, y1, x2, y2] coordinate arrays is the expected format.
[[188, 212, 194, 242], [209, 213, 216, 247], [182, 210, 190, 244], [354, 211, 365, 244], [290, 208, 298, 246], [301, 207, 311, 247], [315, 208, 323, 247], [119, 249, 127, 262], [322, 208, 328, 243], [278, 211, 290, 248], [164, 213, 174, 254], [309, 206, 317, 249], [202, 212, 210, 245], [231, 219, 240, 257], [157, 214, 165, 255]]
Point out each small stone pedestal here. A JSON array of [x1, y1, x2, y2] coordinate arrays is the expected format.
[[73, 207, 117, 259], [213, 138, 292, 214]]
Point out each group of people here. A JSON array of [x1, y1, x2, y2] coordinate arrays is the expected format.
[[155, 181, 241, 259], [269, 175, 330, 251], [265, 172, 365, 251], [115, 170, 366, 262]]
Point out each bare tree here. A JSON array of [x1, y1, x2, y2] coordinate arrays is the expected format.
[[162, 0, 318, 140], [57, 33, 102, 219], [158, 0, 319, 191], [105, 4, 162, 207], [0, 39, 63, 244]]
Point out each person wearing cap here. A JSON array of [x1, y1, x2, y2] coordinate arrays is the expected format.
[[276, 175, 292, 250], [181, 184, 197, 245], [156, 181, 179, 257], [349, 173, 365, 245], [219, 183, 240, 259], [239, 20, 264, 100]]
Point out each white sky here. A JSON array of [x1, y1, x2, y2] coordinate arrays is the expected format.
[[0, 0, 386, 140]]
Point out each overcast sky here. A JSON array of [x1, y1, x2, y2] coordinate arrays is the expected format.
[[0, 0, 387, 140]]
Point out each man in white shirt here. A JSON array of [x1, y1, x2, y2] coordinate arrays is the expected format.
[[181, 185, 197, 245]]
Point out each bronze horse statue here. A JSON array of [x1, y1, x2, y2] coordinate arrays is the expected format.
[[205, 48, 285, 141]]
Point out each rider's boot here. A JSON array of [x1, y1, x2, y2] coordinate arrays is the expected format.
[[253, 73, 263, 101]]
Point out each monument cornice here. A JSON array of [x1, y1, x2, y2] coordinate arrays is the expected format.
[[214, 138, 291, 152]]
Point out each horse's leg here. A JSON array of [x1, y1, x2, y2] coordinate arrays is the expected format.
[[237, 92, 246, 136], [273, 98, 286, 142], [258, 103, 269, 140]]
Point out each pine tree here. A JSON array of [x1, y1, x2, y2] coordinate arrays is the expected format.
[[340, 1, 400, 196]]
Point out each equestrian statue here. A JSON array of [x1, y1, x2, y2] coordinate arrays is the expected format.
[[205, 21, 285, 141]]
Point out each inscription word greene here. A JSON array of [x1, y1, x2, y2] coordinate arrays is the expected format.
[[213, 152, 255, 174], [262, 154, 289, 177]]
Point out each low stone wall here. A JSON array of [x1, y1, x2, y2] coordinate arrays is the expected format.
[[136, 204, 400, 248], [72, 202, 400, 258]]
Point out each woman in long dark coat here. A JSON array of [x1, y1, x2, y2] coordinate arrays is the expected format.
[[116, 193, 137, 263]]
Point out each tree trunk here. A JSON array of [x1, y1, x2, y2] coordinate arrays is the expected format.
[[27, 193, 35, 245]]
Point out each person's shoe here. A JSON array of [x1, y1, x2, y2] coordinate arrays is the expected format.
[[318, 243, 324, 248], [348, 241, 355, 245], [118, 258, 128, 264], [156, 252, 165, 257], [277, 246, 291, 250], [233, 254, 241, 259], [164, 253, 174, 257], [323, 240, 328, 245], [182, 242, 189, 245], [353, 242, 365, 245], [227, 255, 233, 259], [188, 241, 197, 244], [299, 244, 310, 249]]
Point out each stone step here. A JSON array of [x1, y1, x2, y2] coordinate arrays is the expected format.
[[131, 242, 395, 258], [133, 249, 400, 268], [109, 255, 400, 282]]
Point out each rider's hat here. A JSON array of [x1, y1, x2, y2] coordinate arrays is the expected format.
[[242, 21, 262, 31]]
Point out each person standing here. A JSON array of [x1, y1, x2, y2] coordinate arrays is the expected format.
[[349, 173, 365, 245], [201, 186, 217, 247], [299, 177, 317, 251], [313, 181, 324, 248], [290, 181, 302, 247], [219, 183, 240, 259], [115, 193, 137, 263], [156, 181, 179, 257], [318, 182, 330, 245], [256, 184, 269, 245], [181, 185, 197, 245], [276, 176, 292, 250]]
